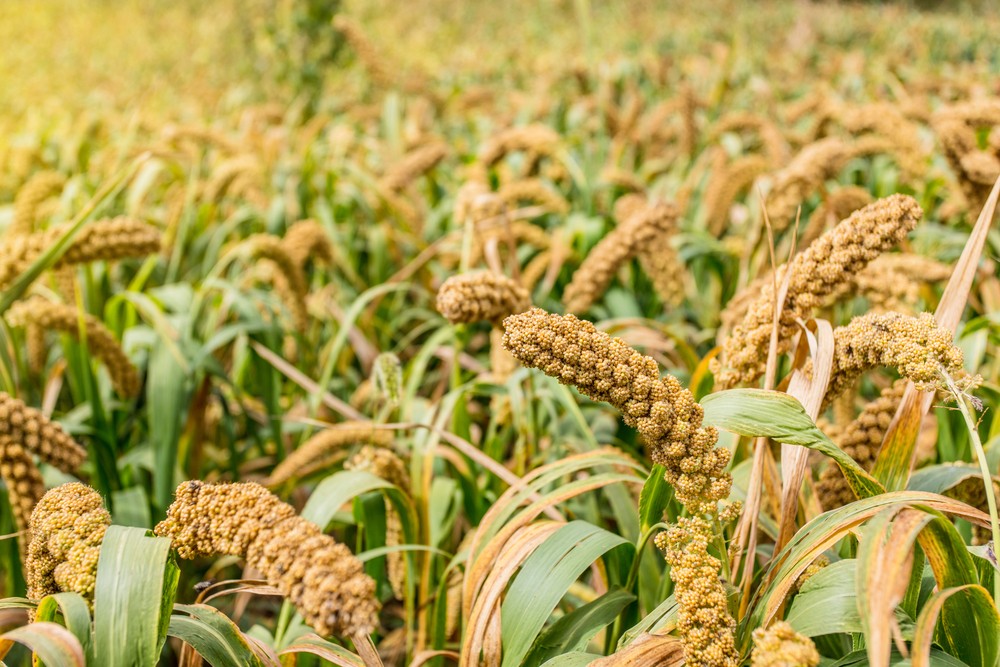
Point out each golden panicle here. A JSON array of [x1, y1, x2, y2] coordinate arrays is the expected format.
[[454, 182, 506, 224], [598, 167, 645, 193], [282, 219, 334, 270], [750, 621, 820, 667], [0, 393, 86, 472], [563, 199, 678, 313], [155, 480, 380, 637], [436, 271, 531, 326], [26, 483, 110, 603], [703, 153, 770, 236], [519, 249, 554, 292], [852, 254, 952, 312], [380, 141, 449, 192], [825, 312, 963, 402], [11, 171, 65, 237], [60, 217, 163, 267], [477, 124, 562, 171], [497, 179, 570, 215], [204, 155, 263, 203], [654, 517, 739, 667], [470, 219, 551, 269], [765, 138, 854, 230], [268, 423, 393, 488], [503, 308, 731, 514], [9, 298, 141, 397], [711, 111, 789, 165], [345, 445, 409, 489], [933, 102, 1000, 214], [840, 103, 927, 179], [0, 436, 46, 556], [959, 150, 1000, 185], [0, 217, 161, 291], [244, 234, 309, 331], [714, 194, 922, 389], [333, 15, 394, 88], [816, 380, 908, 510], [345, 445, 409, 599], [162, 124, 242, 155], [798, 186, 873, 248], [614, 196, 684, 307]]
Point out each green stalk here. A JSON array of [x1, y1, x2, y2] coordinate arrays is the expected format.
[[943, 371, 1000, 602]]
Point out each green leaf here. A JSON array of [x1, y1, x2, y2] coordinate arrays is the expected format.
[[539, 653, 601, 667], [302, 470, 416, 543], [168, 604, 265, 667], [148, 340, 192, 513], [786, 560, 915, 639], [702, 389, 885, 499], [524, 588, 635, 667], [35, 593, 93, 661], [0, 622, 86, 666], [617, 594, 678, 648], [279, 635, 366, 667], [907, 465, 982, 494], [93, 525, 179, 666], [638, 464, 672, 533], [501, 521, 632, 667], [919, 517, 1000, 666]]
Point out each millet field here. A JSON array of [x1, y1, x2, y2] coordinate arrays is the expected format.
[[2, 0, 1000, 665]]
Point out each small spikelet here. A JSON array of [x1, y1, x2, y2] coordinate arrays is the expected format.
[[817, 380, 908, 510], [11, 171, 65, 237], [268, 423, 393, 487], [0, 217, 161, 291], [333, 15, 393, 88], [0, 437, 46, 556], [503, 308, 731, 514], [0, 393, 86, 472], [563, 199, 678, 313], [282, 219, 334, 270], [345, 445, 409, 599], [703, 153, 770, 236], [497, 179, 570, 215], [244, 235, 309, 331], [8, 298, 141, 397], [751, 621, 820, 667], [825, 312, 963, 403], [654, 517, 739, 667], [373, 353, 404, 409], [380, 142, 448, 192], [436, 272, 531, 325], [715, 194, 922, 388], [155, 481, 381, 637], [26, 483, 110, 604]]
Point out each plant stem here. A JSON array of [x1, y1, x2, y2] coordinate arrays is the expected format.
[[943, 371, 1000, 602]]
